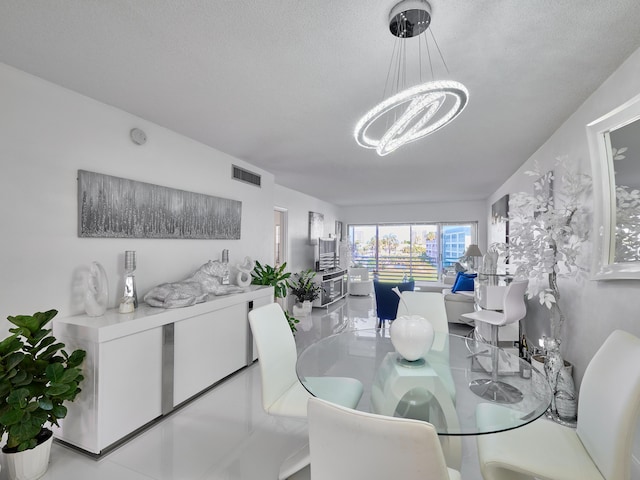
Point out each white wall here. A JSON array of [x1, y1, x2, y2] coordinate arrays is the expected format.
[[487, 45, 640, 385], [342, 200, 488, 253], [274, 184, 343, 274], [488, 47, 640, 475], [0, 63, 275, 325]]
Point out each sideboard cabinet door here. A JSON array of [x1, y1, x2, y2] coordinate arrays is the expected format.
[[99, 327, 163, 448], [173, 303, 248, 406]]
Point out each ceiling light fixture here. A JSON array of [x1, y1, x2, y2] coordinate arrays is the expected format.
[[354, 0, 468, 156]]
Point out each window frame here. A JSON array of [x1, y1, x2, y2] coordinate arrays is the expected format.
[[347, 221, 478, 284]]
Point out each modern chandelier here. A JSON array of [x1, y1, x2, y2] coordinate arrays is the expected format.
[[354, 0, 468, 156]]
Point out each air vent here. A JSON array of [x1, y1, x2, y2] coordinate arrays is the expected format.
[[232, 165, 261, 187]]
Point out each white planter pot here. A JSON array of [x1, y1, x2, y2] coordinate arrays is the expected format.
[[4, 431, 53, 480], [292, 303, 306, 317], [302, 300, 313, 313]]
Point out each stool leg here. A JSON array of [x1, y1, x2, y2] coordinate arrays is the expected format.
[[491, 323, 500, 383], [469, 324, 523, 404]]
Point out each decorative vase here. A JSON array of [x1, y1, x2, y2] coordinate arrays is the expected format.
[[531, 354, 573, 377], [390, 315, 435, 362], [84, 261, 109, 317], [3, 429, 53, 480], [543, 337, 577, 425]]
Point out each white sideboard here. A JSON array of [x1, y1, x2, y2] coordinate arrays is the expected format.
[[53, 286, 273, 455]]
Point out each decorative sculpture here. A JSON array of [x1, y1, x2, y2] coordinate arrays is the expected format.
[[236, 256, 255, 287], [144, 260, 242, 309], [119, 250, 138, 314], [85, 261, 109, 317]]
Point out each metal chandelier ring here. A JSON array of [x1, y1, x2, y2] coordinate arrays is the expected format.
[[354, 80, 469, 156]]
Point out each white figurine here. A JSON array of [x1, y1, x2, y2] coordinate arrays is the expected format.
[[236, 256, 255, 287], [144, 260, 228, 308]]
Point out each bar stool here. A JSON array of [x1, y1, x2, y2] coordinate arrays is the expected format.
[[461, 279, 528, 403]]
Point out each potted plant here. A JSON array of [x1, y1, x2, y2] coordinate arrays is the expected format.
[[508, 156, 591, 423], [251, 261, 300, 332], [289, 269, 323, 313], [0, 309, 86, 480]]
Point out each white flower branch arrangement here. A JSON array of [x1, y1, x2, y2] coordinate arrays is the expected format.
[[507, 156, 591, 423], [508, 156, 591, 341]]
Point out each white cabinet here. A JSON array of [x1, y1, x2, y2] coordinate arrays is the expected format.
[[173, 303, 248, 406], [99, 327, 163, 448], [54, 286, 273, 455], [249, 295, 273, 362], [312, 268, 348, 308]]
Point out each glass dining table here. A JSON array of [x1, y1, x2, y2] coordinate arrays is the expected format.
[[296, 328, 552, 469]]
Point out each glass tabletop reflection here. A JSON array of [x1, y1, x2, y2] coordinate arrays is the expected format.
[[296, 329, 552, 436]]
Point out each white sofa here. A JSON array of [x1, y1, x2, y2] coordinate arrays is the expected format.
[[418, 275, 475, 324], [348, 267, 373, 296]]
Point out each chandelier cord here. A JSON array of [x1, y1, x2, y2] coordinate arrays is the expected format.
[[382, 40, 399, 103], [429, 26, 450, 75], [423, 29, 434, 81]]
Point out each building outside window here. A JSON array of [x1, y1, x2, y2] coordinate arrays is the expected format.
[[348, 222, 476, 284]]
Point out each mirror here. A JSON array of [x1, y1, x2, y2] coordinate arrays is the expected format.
[[588, 93, 640, 279]]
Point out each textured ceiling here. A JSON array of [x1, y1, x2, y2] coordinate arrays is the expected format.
[[2, 1, 640, 206]]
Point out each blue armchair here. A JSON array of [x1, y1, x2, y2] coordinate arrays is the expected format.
[[373, 280, 415, 328]]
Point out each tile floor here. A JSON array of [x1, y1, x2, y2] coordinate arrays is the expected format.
[[7, 295, 483, 480]]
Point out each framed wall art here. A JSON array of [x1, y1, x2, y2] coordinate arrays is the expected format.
[[78, 170, 242, 239], [308, 211, 324, 245], [490, 194, 509, 245]]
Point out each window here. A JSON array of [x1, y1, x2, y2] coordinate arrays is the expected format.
[[348, 222, 477, 283], [274, 208, 287, 267]]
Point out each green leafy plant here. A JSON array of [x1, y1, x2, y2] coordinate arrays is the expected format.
[[0, 309, 86, 452], [284, 311, 300, 333], [251, 261, 291, 299], [251, 262, 300, 332], [289, 269, 323, 303]]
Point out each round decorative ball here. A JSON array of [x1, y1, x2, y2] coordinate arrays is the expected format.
[[390, 315, 435, 362]]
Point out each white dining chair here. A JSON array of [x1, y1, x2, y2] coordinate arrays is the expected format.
[[393, 289, 459, 467], [461, 279, 528, 403], [248, 303, 364, 418], [306, 396, 461, 480], [396, 290, 449, 348], [476, 329, 640, 480], [395, 289, 454, 394], [250, 303, 365, 480]]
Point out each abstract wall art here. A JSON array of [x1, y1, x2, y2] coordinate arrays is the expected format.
[[335, 220, 343, 242], [78, 170, 242, 239], [308, 211, 324, 245], [490, 194, 509, 245]]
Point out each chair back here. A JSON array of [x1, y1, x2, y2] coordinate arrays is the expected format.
[[576, 330, 640, 480], [373, 280, 415, 321], [396, 291, 448, 336], [248, 303, 298, 414], [501, 279, 528, 326], [308, 397, 453, 480], [348, 267, 370, 282]]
